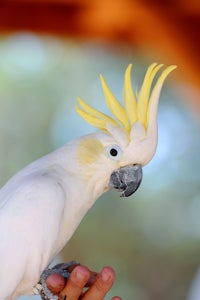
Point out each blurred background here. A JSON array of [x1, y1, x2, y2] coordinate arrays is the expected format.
[[0, 1, 200, 299]]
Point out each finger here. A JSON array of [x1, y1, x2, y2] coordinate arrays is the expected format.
[[81, 266, 115, 300], [59, 265, 91, 300], [46, 273, 66, 294], [111, 297, 123, 300]]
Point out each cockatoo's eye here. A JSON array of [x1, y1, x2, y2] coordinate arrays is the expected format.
[[106, 145, 123, 161]]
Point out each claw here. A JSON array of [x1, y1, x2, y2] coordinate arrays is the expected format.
[[51, 260, 79, 278]]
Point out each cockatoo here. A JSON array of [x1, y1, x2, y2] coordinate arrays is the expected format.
[[0, 63, 176, 299]]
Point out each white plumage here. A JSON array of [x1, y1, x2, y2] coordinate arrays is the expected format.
[[0, 142, 92, 299]]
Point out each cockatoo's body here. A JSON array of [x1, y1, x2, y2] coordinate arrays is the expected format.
[[0, 139, 105, 299], [0, 63, 176, 299]]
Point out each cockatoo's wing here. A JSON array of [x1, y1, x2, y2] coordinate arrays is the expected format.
[[0, 171, 66, 299]]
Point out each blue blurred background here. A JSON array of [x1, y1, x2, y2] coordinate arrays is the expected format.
[[0, 33, 200, 300]]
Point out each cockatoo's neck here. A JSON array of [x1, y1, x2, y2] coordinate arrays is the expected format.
[[56, 135, 110, 200], [40, 137, 109, 252]]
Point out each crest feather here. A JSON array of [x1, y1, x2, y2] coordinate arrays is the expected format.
[[123, 64, 137, 125], [137, 63, 164, 129], [147, 64, 177, 126], [75, 105, 108, 130], [100, 74, 130, 131], [76, 63, 176, 134], [76, 97, 118, 131]]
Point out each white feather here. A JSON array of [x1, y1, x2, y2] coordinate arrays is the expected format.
[[0, 140, 98, 299]]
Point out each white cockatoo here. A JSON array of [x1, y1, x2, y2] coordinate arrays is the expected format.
[[0, 63, 176, 299]]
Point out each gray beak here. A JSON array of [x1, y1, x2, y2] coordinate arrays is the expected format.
[[109, 164, 143, 197]]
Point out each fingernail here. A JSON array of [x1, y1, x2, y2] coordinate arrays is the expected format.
[[101, 268, 111, 282], [75, 267, 87, 280]]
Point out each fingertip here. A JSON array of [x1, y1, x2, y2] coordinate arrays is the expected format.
[[72, 265, 91, 282], [46, 273, 65, 293], [100, 266, 115, 283], [103, 266, 115, 276]]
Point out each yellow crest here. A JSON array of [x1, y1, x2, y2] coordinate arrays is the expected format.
[[76, 63, 176, 133]]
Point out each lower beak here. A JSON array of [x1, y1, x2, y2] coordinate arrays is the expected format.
[[109, 164, 143, 197]]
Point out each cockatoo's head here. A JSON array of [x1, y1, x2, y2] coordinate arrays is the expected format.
[[76, 63, 176, 197]]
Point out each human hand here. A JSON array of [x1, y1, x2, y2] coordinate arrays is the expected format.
[[46, 264, 122, 300]]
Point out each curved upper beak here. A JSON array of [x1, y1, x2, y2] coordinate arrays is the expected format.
[[109, 164, 143, 197]]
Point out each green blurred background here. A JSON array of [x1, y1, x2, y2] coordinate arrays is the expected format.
[[0, 34, 200, 300]]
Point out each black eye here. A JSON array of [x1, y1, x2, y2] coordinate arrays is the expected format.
[[110, 148, 118, 157], [106, 144, 123, 161]]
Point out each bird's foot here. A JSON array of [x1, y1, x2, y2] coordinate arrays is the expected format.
[[36, 260, 79, 300]]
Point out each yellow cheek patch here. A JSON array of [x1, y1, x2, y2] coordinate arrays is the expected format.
[[77, 138, 104, 165]]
